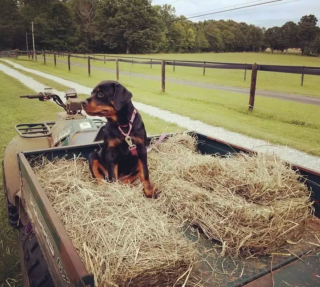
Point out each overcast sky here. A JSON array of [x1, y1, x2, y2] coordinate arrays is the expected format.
[[152, 0, 320, 28]]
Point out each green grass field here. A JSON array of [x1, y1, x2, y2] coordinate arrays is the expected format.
[[6, 56, 320, 156], [40, 52, 320, 98]]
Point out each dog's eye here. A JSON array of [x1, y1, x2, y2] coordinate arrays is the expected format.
[[97, 92, 104, 98]]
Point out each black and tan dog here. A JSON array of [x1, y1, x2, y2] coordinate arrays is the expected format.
[[82, 80, 155, 197]]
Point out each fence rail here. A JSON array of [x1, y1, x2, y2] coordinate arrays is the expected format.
[[0, 50, 18, 58], [44, 51, 320, 75], [2, 50, 320, 110], [166, 61, 252, 70], [48, 51, 320, 74], [259, 65, 320, 76]]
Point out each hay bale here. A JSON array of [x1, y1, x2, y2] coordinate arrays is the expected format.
[[33, 158, 196, 287], [33, 132, 313, 285], [157, 178, 310, 256], [147, 133, 312, 256]]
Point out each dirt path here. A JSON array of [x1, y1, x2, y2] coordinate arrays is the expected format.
[[55, 59, 320, 106]]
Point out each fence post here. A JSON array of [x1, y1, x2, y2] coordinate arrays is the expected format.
[[173, 60, 175, 72], [244, 65, 247, 81], [150, 59, 152, 69], [54, 52, 57, 67], [161, 60, 166, 92], [68, 54, 71, 71], [301, 66, 305, 87], [249, 63, 258, 111], [88, 56, 91, 76], [116, 58, 119, 81], [43, 51, 46, 64], [203, 61, 206, 76], [35, 51, 37, 61]]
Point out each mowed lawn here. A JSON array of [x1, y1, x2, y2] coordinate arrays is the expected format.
[[39, 52, 320, 98], [6, 58, 320, 156]]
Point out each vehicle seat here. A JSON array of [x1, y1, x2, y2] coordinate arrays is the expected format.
[[70, 130, 100, 146], [70, 125, 105, 146]]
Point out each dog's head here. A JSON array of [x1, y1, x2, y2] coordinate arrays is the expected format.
[[82, 81, 132, 121]]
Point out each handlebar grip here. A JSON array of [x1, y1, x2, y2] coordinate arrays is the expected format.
[[20, 95, 43, 99]]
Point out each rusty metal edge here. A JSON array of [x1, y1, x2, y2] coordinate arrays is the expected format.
[[18, 152, 94, 287]]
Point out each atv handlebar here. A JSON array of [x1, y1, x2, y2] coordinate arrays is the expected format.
[[20, 94, 45, 99], [20, 92, 68, 111], [20, 91, 83, 115]]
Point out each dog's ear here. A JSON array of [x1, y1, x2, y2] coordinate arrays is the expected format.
[[113, 83, 132, 111]]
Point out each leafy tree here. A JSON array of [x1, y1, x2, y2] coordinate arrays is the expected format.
[[33, 2, 76, 51], [264, 27, 285, 52], [0, 2, 319, 57], [185, 28, 196, 51], [97, 0, 161, 53], [167, 22, 187, 52], [0, 0, 23, 49], [247, 25, 264, 52], [19, 0, 54, 23], [204, 23, 224, 52], [221, 29, 235, 51], [298, 15, 318, 54], [310, 35, 320, 56], [236, 22, 251, 51], [281, 21, 299, 50], [68, 0, 100, 51], [153, 4, 175, 52], [195, 28, 209, 52]]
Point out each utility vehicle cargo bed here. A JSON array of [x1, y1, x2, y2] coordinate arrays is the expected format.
[[18, 132, 320, 287]]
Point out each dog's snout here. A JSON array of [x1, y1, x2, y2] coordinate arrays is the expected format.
[[81, 99, 89, 106]]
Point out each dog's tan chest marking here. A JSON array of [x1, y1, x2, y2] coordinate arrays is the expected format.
[[107, 138, 122, 148]]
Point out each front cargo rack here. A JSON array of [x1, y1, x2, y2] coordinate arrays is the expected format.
[[15, 122, 55, 138]]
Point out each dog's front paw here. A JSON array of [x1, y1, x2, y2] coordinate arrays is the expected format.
[[143, 181, 155, 198], [96, 178, 104, 185]]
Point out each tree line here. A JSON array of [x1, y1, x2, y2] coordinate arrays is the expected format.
[[1, 0, 319, 56]]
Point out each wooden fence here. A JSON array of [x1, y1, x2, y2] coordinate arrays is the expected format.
[[0, 50, 18, 58], [0, 50, 42, 60], [4, 50, 320, 111]]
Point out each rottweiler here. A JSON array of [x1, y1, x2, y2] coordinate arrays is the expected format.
[[81, 80, 155, 197]]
